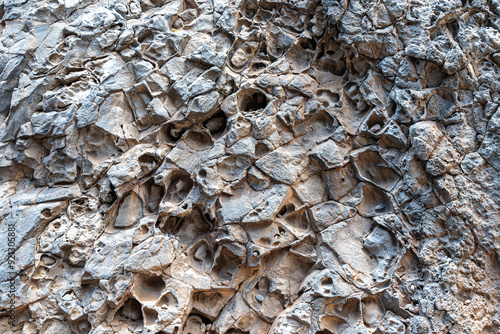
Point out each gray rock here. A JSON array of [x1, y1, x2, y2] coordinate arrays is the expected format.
[[0, 0, 498, 333], [308, 200, 356, 231], [479, 108, 500, 171], [255, 142, 308, 185], [310, 139, 350, 169]]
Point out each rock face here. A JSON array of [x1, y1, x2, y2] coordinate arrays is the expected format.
[[0, 0, 500, 333]]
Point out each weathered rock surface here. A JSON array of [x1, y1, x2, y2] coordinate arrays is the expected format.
[[0, 0, 499, 333]]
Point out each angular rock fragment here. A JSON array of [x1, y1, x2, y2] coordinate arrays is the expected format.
[[308, 201, 356, 231], [114, 191, 144, 228], [321, 162, 359, 201], [124, 235, 178, 272], [255, 142, 308, 185], [409, 121, 443, 160], [350, 146, 401, 191], [310, 140, 350, 169]]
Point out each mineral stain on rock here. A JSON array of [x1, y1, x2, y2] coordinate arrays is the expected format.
[[0, 0, 499, 333]]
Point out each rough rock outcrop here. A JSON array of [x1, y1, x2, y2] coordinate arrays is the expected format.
[[0, 0, 499, 333]]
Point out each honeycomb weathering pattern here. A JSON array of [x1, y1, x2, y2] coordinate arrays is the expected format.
[[0, 0, 499, 333]]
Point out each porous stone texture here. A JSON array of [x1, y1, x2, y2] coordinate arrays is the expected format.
[[0, 0, 499, 333]]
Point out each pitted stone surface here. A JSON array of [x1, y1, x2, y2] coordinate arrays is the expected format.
[[0, 0, 499, 333]]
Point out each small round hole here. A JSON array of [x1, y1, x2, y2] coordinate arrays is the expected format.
[[198, 169, 207, 178]]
